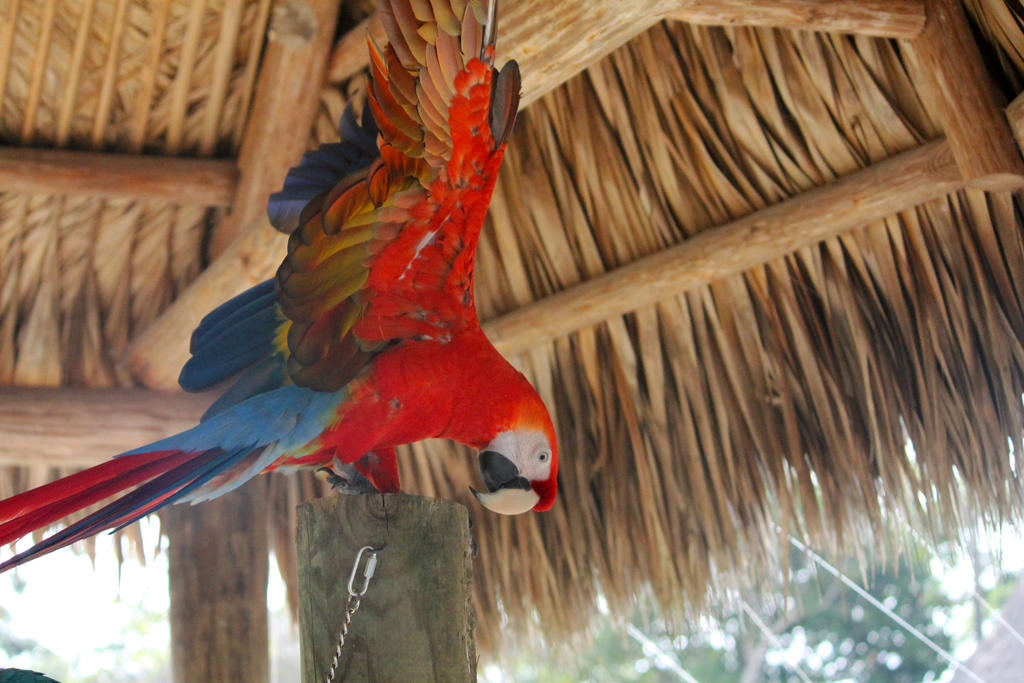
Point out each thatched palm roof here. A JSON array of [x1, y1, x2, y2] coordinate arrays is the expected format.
[[2, 0, 1024, 653]]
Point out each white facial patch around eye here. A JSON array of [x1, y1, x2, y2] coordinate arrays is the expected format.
[[485, 429, 551, 482]]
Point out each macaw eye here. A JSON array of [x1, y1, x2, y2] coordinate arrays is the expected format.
[[538, 452, 549, 463]]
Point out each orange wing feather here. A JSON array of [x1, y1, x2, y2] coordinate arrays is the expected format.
[[275, 0, 520, 392]]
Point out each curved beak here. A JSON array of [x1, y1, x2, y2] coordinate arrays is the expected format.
[[470, 450, 539, 515]]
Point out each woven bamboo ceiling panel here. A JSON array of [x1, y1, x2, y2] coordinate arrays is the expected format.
[[3, 0, 1024, 649]]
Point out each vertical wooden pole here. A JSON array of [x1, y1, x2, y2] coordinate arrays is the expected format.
[[165, 479, 270, 683], [297, 494, 476, 682]]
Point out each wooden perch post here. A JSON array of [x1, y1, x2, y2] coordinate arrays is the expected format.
[[297, 494, 475, 682]]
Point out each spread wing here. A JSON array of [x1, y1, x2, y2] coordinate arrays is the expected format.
[[268, 0, 521, 392]]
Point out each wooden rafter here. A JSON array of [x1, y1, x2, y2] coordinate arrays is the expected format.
[[665, 0, 925, 36], [207, 0, 342, 257], [0, 387, 211, 467], [0, 147, 237, 206], [484, 140, 961, 354], [901, 0, 1024, 190]]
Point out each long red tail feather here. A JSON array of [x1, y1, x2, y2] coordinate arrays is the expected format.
[[0, 451, 192, 548], [0, 451, 195, 567], [0, 446, 262, 573]]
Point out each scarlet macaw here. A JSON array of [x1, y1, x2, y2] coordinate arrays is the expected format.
[[0, 0, 557, 572]]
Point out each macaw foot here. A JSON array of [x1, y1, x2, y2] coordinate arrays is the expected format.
[[316, 464, 378, 495]]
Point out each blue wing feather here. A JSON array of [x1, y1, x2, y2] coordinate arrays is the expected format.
[[122, 384, 342, 459], [179, 303, 281, 392], [189, 279, 276, 354], [182, 105, 381, 399], [267, 105, 379, 234], [179, 278, 287, 417]]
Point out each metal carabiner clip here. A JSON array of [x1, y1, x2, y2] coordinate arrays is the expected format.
[[347, 545, 383, 598]]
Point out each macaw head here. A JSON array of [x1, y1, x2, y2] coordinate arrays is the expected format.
[[471, 393, 558, 515]]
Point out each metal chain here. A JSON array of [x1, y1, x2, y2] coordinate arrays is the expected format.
[[325, 545, 382, 683]]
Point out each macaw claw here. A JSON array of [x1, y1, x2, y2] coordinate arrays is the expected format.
[[316, 466, 378, 495]]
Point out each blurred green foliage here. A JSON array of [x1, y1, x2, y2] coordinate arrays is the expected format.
[[491, 540, 1019, 683]]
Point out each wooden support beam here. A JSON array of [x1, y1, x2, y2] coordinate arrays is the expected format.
[[327, 1, 924, 98], [208, 0, 342, 258], [0, 147, 237, 206], [490, 0, 666, 107], [0, 387, 212, 467], [666, 0, 925, 37], [126, 222, 287, 390], [901, 0, 1024, 190], [297, 494, 475, 682], [484, 139, 962, 354]]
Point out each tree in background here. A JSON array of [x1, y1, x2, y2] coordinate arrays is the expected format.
[[492, 537, 1019, 683]]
